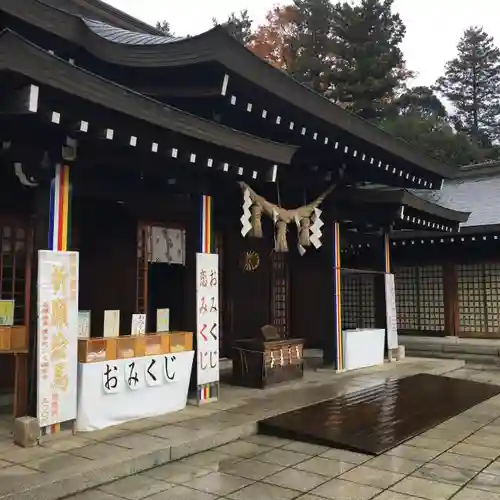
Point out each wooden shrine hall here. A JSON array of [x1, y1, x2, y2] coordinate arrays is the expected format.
[[0, 0, 469, 422]]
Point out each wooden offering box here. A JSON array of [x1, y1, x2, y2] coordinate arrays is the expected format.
[[233, 325, 304, 389], [0, 326, 29, 353], [169, 332, 193, 352], [78, 338, 117, 363]]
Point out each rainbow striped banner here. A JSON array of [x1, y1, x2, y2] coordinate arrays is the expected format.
[[200, 195, 214, 253], [45, 164, 72, 435], [48, 164, 71, 251], [333, 222, 343, 371], [198, 382, 219, 403]]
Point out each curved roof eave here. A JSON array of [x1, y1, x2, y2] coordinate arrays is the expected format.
[[39, 0, 163, 35], [0, 29, 297, 166], [2, 0, 457, 180], [337, 189, 470, 224]]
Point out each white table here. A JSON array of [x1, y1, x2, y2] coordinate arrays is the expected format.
[[342, 329, 385, 371], [76, 350, 194, 431]]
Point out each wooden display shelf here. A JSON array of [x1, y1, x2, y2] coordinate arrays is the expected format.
[[78, 338, 117, 363], [0, 326, 29, 353], [139, 333, 171, 356], [169, 332, 193, 352], [116, 335, 144, 359]]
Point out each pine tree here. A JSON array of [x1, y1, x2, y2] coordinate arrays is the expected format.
[[155, 21, 173, 36], [213, 10, 254, 45], [328, 0, 410, 120], [435, 26, 500, 145], [289, 0, 336, 93]]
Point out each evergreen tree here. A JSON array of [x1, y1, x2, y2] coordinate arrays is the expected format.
[[391, 86, 447, 119], [435, 26, 500, 145], [213, 10, 254, 45], [328, 0, 410, 120], [381, 86, 497, 165], [289, 0, 336, 93], [155, 20, 173, 36]]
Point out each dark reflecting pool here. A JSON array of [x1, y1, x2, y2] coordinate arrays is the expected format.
[[259, 373, 500, 455]]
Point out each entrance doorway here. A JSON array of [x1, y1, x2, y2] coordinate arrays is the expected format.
[[136, 224, 187, 333], [0, 217, 30, 420]]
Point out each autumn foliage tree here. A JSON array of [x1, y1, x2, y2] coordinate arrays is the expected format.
[[248, 6, 300, 71]]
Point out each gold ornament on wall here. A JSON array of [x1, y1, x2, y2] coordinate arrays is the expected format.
[[240, 250, 260, 272]]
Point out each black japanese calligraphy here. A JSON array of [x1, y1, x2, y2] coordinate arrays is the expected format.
[[103, 364, 120, 393], [209, 351, 218, 368], [147, 359, 157, 381], [164, 355, 176, 382], [145, 357, 162, 386], [210, 270, 217, 287], [210, 297, 217, 312], [210, 322, 218, 340], [126, 361, 140, 389]]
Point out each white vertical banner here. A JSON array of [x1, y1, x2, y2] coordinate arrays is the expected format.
[[385, 273, 399, 350], [196, 253, 219, 386], [37, 250, 79, 427]]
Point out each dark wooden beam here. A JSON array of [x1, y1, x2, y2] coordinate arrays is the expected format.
[[137, 86, 223, 99]]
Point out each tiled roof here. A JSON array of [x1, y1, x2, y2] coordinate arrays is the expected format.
[[83, 19, 182, 45], [412, 163, 500, 227]]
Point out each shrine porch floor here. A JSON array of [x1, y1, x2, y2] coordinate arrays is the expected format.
[[0, 358, 467, 500]]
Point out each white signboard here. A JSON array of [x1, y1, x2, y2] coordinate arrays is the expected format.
[[196, 253, 219, 386], [131, 314, 146, 335], [103, 310, 120, 338], [76, 351, 194, 431], [156, 308, 170, 332], [37, 250, 79, 427], [78, 311, 91, 338], [385, 273, 399, 350]]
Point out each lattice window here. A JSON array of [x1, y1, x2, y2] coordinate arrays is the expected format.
[[394, 265, 444, 332], [271, 252, 289, 338], [395, 266, 419, 330], [341, 274, 376, 329], [485, 263, 500, 336], [419, 265, 445, 331], [457, 264, 486, 335], [0, 223, 28, 325]]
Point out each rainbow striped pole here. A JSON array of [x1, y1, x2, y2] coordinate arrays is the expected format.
[[333, 222, 343, 371], [200, 194, 214, 254], [48, 164, 72, 251], [45, 164, 72, 435]]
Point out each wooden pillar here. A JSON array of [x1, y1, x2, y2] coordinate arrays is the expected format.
[[27, 184, 51, 417], [374, 232, 391, 351], [323, 222, 343, 370], [444, 261, 459, 337], [384, 233, 391, 274]]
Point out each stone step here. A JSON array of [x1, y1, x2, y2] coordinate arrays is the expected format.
[[401, 336, 500, 366]]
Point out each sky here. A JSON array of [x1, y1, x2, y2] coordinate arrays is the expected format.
[[103, 0, 500, 87]]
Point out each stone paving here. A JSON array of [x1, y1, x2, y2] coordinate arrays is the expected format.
[[0, 358, 467, 500], [70, 364, 500, 500]]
